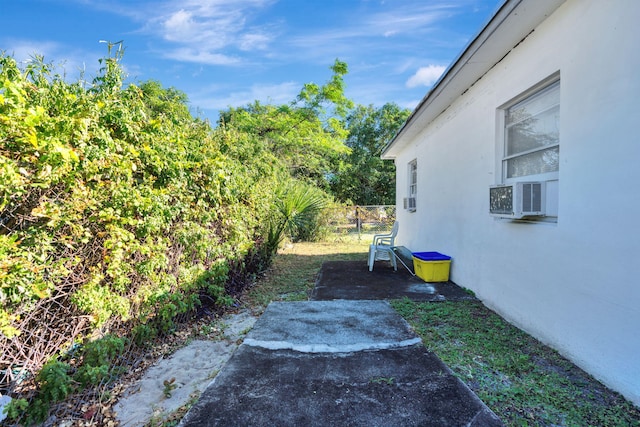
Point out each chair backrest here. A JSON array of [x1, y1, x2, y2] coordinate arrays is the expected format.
[[387, 221, 399, 245], [390, 221, 399, 238], [373, 221, 399, 246]]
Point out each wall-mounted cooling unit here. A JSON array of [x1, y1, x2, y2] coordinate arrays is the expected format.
[[489, 182, 545, 219], [403, 197, 416, 212]]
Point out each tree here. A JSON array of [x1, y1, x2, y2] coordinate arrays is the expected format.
[[138, 80, 191, 124], [218, 60, 352, 190], [331, 103, 411, 205]]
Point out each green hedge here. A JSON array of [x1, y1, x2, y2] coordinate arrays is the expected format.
[[0, 50, 285, 406], [0, 46, 347, 422]]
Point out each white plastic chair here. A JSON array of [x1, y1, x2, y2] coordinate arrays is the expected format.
[[368, 221, 399, 271]]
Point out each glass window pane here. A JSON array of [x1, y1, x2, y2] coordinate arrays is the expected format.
[[506, 82, 559, 125], [506, 105, 559, 155], [506, 146, 559, 178], [408, 161, 417, 197], [506, 81, 560, 156]]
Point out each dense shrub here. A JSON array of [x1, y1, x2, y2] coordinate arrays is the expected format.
[[0, 45, 353, 422], [0, 49, 292, 421]]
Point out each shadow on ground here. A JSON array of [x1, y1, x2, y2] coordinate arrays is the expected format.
[[312, 260, 475, 302], [180, 301, 502, 427], [176, 253, 504, 426]]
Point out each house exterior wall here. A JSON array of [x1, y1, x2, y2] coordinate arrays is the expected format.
[[393, 0, 640, 404]]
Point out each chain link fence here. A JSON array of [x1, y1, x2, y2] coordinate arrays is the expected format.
[[321, 205, 396, 239]]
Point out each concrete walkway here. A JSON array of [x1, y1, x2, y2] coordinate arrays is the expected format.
[[312, 261, 475, 302], [179, 300, 502, 426]]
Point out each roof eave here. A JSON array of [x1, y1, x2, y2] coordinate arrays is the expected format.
[[381, 0, 566, 160]]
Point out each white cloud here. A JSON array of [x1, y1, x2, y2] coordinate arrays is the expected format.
[[189, 81, 300, 111], [282, 3, 460, 66], [163, 47, 240, 65], [162, 9, 200, 42], [4, 40, 59, 62], [238, 31, 272, 51], [394, 59, 418, 74], [140, 0, 277, 64], [367, 5, 454, 37], [406, 65, 446, 88], [288, 6, 447, 49]]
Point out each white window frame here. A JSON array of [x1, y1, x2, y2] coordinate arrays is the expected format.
[[500, 76, 560, 184], [406, 159, 417, 212], [496, 74, 560, 220]]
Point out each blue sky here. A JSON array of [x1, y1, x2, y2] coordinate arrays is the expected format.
[[2, 0, 503, 122]]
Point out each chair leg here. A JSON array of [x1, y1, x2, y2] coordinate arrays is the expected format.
[[390, 249, 397, 271], [368, 244, 376, 271]]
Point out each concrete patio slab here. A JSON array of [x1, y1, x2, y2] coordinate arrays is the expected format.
[[179, 301, 502, 426], [243, 300, 421, 352], [312, 261, 476, 302]]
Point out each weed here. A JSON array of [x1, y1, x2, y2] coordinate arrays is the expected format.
[[10, 360, 76, 424], [75, 334, 127, 387], [192, 319, 227, 340], [146, 391, 200, 427], [198, 323, 215, 336], [75, 365, 110, 388], [163, 377, 177, 398], [100, 390, 112, 402], [2, 398, 28, 421], [37, 360, 74, 402], [133, 323, 158, 346]]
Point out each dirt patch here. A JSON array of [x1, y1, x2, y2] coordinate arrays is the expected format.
[[113, 310, 257, 426], [312, 261, 475, 301]]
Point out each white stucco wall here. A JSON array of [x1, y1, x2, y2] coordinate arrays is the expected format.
[[393, 0, 640, 405]]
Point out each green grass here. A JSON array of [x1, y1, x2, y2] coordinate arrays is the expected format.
[[247, 239, 640, 426], [242, 237, 369, 311], [391, 299, 640, 426]]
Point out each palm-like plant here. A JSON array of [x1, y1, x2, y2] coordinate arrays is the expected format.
[[265, 181, 328, 257]]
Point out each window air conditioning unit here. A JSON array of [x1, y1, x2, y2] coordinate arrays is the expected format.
[[489, 182, 545, 219], [403, 197, 416, 211]]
